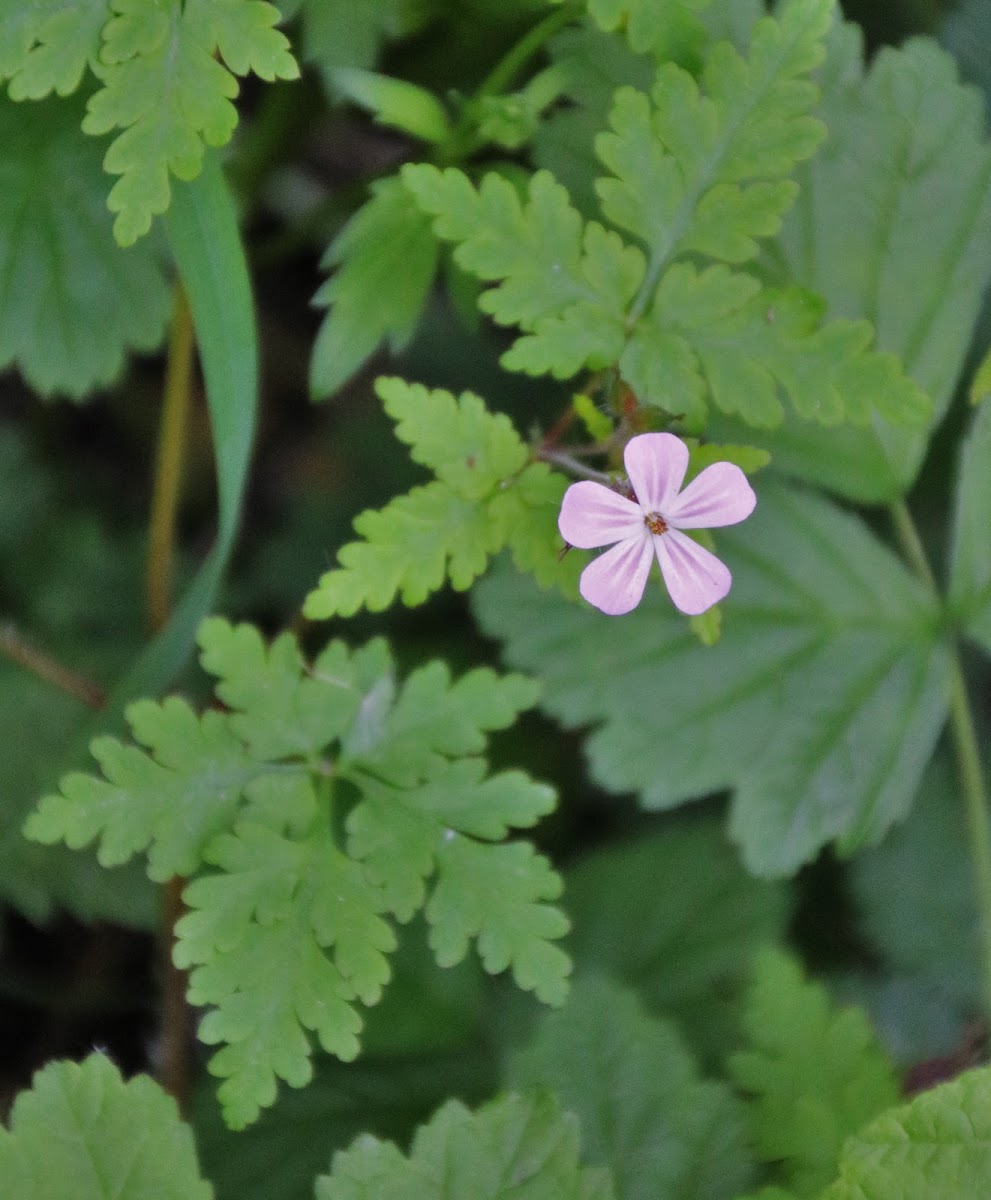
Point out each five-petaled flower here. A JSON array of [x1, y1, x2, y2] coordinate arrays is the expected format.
[[557, 432, 757, 616]]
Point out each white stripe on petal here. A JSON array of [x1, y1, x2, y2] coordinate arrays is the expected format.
[[579, 533, 654, 615], [623, 433, 688, 513], [558, 481, 643, 548], [653, 528, 731, 615], [665, 462, 756, 529]]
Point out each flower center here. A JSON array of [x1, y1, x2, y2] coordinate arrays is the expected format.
[[644, 511, 668, 536]]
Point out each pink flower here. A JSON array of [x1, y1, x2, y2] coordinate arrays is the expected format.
[[558, 433, 757, 616]]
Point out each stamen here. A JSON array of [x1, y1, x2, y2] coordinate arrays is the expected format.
[[644, 512, 668, 535]]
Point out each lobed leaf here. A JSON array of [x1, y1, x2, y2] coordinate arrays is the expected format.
[[25, 699, 256, 881], [376, 376, 529, 500], [315, 1091, 613, 1200], [303, 480, 504, 617], [304, 383, 578, 617], [587, 0, 713, 58], [728, 948, 899, 1196], [743, 30, 991, 500], [0, 1055, 211, 1199], [509, 975, 756, 1200], [427, 836, 570, 1005], [819, 1064, 991, 1199], [82, 0, 299, 244], [29, 620, 564, 1126], [474, 480, 951, 876], [0, 93, 170, 399], [0, 0, 108, 99], [197, 617, 362, 761]]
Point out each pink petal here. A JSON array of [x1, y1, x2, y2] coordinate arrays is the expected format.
[[665, 462, 756, 529], [579, 533, 654, 615], [653, 528, 732, 615], [558, 481, 643, 549], [624, 433, 688, 513]]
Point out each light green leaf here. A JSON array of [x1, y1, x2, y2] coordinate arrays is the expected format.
[[729, 948, 899, 1196], [192, 1051, 496, 1200], [622, 266, 928, 427], [0, 0, 108, 99], [314, 1091, 614, 1200], [303, 480, 504, 617], [30, 619, 563, 1127], [742, 30, 991, 500], [332, 66, 451, 142], [427, 836, 570, 1005], [0, 1055, 212, 1199], [950, 400, 991, 653], [473, 481, 951, 876], [587, 0, 713, 58], [403, 164, 644, 379], [820, 1065, 991, 1200], [376, 376, 529, 500], [347, 659, 540, 787], [0, 93, 170, 399], [25, 699, 255, 881], [82, 0, 299, 244], [197, 618, 362, 761], [508, 976, 756, 1200], [310, 179, 439, 399], [304, 382, 577, 616], [595, 0, 829, 264], [565, 818, 790, 1064]]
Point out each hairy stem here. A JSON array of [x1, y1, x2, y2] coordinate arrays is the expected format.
[[890, 498, 991, 1026], [147, 285, 195, 1110], [539, 447, 614, 482], [0, 623, 106, 709]]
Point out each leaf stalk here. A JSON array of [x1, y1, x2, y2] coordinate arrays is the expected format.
[[890, 498, 991, 1027]]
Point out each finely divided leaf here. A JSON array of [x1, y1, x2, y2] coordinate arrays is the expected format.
[[376, 377, 529, 499], [427, 836, 570, 1005], [29, 619, 565, 1126], [588, 0, 713, 58], [594, 0, 829, 264], [728, 948, 899, 1196], [509, 976, 756, 1200], [820, 1064, 991, 1200], [311, 179, 439, 399], [303, 480, 502, 616], [197, 617, 361, 760], [403, 164, 644, 380], [0, 1055, 212, 1200], [0, 0, 108, 99], [304, 382, 578, 618], [473, 480, 951, 876], [83, 0, 299, 244], [406, 3, 919, 431], [314, 1092, 614, 1200], [25, 698, 255, 881], [0, 94, 170, 399], [347, 659, 540, 786]]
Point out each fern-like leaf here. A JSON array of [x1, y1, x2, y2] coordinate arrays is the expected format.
[[82, 0, 299, 245], [27, 619, 567, 1127]]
